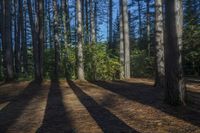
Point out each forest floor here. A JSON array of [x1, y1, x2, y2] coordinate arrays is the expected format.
[[0, 78, 200, 133]]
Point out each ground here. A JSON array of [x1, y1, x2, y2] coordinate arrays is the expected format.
[[0, 78, 200, 133]]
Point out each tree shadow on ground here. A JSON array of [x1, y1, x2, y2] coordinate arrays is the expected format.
[[37, 81, 73, 133], [0, 81, 42, 132], [67, 80, 139, 133], [90, 80, 200, 127], [187, 91, 200, 110]]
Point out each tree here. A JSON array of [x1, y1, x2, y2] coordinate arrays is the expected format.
[[62, 0, 68, 45], [108, 0, 113, 48], [15, 0, 21, 77], [119, 0, 124, 79], [90, 0, 96, 44], [77, 0, 85, 80], [122, 0, 130, 79], [155, 0, 165, 89], [2, 0, 14, 81], [27, 0, 43, 82], [146, 0, 151, 56], [22, 0, 28, 76], [53, 0, 60, 81], [38, 0, 44, 81], [164, 0, 185, 105], [137, 0, 142, 39]]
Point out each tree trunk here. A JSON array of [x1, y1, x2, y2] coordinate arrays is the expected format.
[[119, 0, 124, 79], [90, 0, 95, 44], [38, 0, 44, 81], [27, 0, 42, 82], [122, 0, 130, 79], [146, 0, 151, 56], [108, 0, 113, 48], [48, 0, 52, 48], [0, 0, 2, 79], [23, 0, 28, 76], [85, 0, 89, 43], [165, 0, 185, 105], [66, 0, 71, 44], [137, 0, 142, 39], [2, 0, 14, 81], [53, 0, 60, 81], [15, 0, 21, 77], [77, 0, 85, 80], [155, 0, 165, 89], [62, 0, 68, 45]]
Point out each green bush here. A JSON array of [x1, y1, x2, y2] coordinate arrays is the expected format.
[[130, 49, 155, 78], [84, 44, 121, 80]]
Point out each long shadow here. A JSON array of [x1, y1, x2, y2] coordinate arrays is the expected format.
[[90, 80, 200, 127], [0, 81, 42, 132], [67, 80, 138, 133], [187, 91, 200, 109], [37, 81, 73, 133]]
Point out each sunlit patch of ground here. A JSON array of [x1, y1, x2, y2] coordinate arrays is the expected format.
[[0, 78, 199, 133]]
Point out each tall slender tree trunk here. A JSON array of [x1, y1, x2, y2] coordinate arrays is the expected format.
[[2, 0, 14, 81], [146, 0, 151, 56], [81, 0, 85, 40], [62, 0, 68, 45], [119, 0, 124, 79], [0, 0, 2, 79], [66, 0, 71, 44], [155, 0, 165, 89], [94, 1, 97, 43], [77, 0, 85, 80], [23, 0, 28, 76], [20, 0, 28, 76], [53, 0, 60, 81], [137, 0, 142, 39], [85, 0, 89, 43], [90, 0, 95, 44], [108, 0, 113, 48], [27, 0, 42, 82], [38, 0, 44, 81], [122, 0, 130, 79], [165, 0, 185, 105], [15, 0, 21, 77], [48, 0, 52, 48]]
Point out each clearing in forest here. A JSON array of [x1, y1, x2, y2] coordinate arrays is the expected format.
[[0, 78, 200, 133]]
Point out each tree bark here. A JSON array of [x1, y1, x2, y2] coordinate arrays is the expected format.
[[85, 0, 89, 43], [155, 0, 165, 89], [62, 0, 68, 45], [2, 0, 14, 81], [165, 0, 185, 105], [108, 0, 113, 48], [137, 0, 142, 39], [90, 0, 95, 44], [38, 0, 44, 81], [119, 0, 125, 79], [53, 0, 60, 81], [23, 0, 28, 76], [27, 0, 42, 82], [77, 0, 85, 80], [122, 0, 130, 79], [15, 0, 21, 77], [146, 0, 151, 56]]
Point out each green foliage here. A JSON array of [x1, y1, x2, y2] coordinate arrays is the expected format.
[[130, 49, 155, 78], [84, 44, 121, 80], [61, 46, 77, 80], [44, 48, 54, 78], [42, 43, 121, 80]]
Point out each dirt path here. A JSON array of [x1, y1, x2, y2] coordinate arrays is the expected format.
[[0, 79, 199, 133]]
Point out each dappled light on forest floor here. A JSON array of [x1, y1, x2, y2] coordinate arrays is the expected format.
[[0, 79, 199, 133]]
